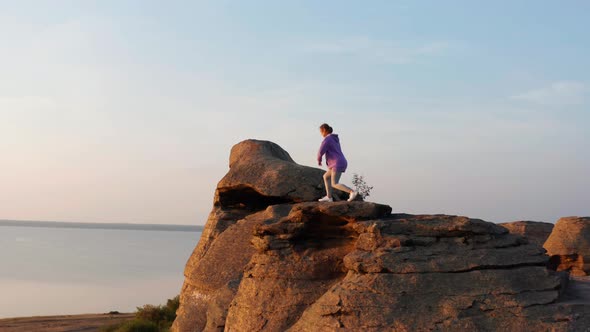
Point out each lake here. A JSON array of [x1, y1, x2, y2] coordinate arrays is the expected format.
[[0, 221, 202, 319]]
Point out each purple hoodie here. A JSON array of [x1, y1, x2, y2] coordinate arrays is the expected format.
[[317, 134, 348, 172]]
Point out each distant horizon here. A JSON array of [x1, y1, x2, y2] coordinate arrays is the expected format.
[[0, 218, 203, 231]]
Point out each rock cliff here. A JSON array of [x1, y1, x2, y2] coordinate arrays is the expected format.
[[172, 140, 590, 332], [499, 220, 554, 246], [545, 217, 590, 277]]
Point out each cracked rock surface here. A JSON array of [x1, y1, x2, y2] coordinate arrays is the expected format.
[[171, 140, 590, 332]]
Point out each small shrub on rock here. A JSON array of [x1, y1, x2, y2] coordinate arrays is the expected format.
[[352, 173, 374, 199]]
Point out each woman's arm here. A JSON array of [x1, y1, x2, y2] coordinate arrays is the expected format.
[[317, 137, 330, 165]]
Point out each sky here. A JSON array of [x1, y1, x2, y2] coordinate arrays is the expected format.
[[0, 0, 588, 225]]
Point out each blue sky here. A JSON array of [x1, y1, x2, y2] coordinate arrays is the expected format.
[[1, 1, 588, 224]]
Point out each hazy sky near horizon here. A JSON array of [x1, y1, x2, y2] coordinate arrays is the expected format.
[[1, 1, 588, 225]]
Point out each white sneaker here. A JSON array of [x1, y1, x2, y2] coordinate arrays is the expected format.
[[318, 196, 333, 202], [347, 191, 358, 202]]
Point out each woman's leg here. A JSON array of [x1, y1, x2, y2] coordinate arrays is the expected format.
[[331, 170, 353, 193], [323, 169, 333, 198]]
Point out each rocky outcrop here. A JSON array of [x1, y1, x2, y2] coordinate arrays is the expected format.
[[172, 140, 590, 332], [499, 220, 554, 246], [173, 140, 346, 332], [544, 217, 590, 276], [216, 140, 327, 210]]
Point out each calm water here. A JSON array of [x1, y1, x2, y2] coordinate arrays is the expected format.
[[0, 224, 202, 318]]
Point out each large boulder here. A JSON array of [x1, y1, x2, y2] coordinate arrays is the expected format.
[[499, 220, 554, 246], [289, 214, 570, 331], [215, 139, 332, 210], [172, 140, 590, 332], [544, 217, 590, 276]]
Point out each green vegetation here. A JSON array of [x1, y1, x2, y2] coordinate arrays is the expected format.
[[102, 320, 159, 332], [100, 295, 180, 332], [352, 173, 374, 199]]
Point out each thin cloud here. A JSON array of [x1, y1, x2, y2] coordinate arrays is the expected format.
[[510, 81, 588, 106], [302, 37, 449, 64]]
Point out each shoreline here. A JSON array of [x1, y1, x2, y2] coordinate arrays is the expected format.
[[0, 219, 203, 232], [0, 312, 135, 332]]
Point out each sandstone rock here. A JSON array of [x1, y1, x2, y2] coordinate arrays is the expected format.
[[499, 220, 554, 246], [172, 140, 590, 332], [216, 139, 341, 210], [544, 216, 590, 276], [288, 214, 569, 331], [173, 140, 352, 332], [224, 202, 392, 332]]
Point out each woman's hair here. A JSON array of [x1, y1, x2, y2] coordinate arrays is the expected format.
[[320, 123, 333, 134]]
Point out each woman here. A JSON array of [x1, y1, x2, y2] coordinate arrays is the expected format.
[[317, 123, 358, 202]]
